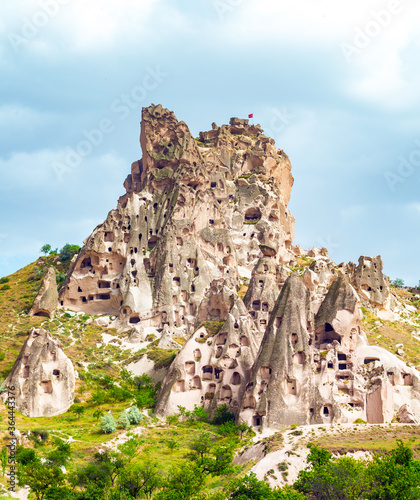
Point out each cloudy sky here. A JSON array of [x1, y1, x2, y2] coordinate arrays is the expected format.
[[1, 0, 420, 285]]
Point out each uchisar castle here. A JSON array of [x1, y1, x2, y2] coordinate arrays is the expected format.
[[6, 104, 420, 429]]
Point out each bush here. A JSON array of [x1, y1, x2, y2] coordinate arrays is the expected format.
[[127, 406, 143, 424], [56, 272, 66, 284], [0, 284, 10, 291], [354, 418, 367, 424], [291, 430, 303, 436], [31, 428, 49, 444], [277, 461, 288, 471], [118, 411, 130, 429], [100, 414, 116, 434], [0, 277, 9, 284], [212, 404, 235, 425], [28, 266, 44, 282]]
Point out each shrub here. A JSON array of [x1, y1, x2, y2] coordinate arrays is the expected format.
[[0, 277, 9, 284], [166, 415, 179, 425], [277, 461, 288, 471], [192, 404, 208, 421], [0, 284, 10, 291], [212, 404, 235, 425], [56, 272, 66, 284], [31, 428, 49, 445], [127, 406, 143, 425], [118, 411, 130, 429], [100, 414, 116, 434], [27, 266, 44, 282], [354, 418, 367, 424]]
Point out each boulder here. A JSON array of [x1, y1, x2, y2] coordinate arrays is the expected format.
[[398, 404, 417, 423]]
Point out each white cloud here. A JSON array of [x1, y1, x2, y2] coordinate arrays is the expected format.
[[406, 202, 420, 214], [0, 105, 58, 132], [340, 205, 366, 220], [0, 148, 127, 189], [1, 0, 161, 56]]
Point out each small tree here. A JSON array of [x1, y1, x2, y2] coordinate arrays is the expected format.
[[192, 404, 208, 421], [40, 244, 51, 255], [100, 414, 116, 434], [93, 409, 105, 421], [154, 463, 204, 500], [18, 459, 64, 500], [118, 437, 142, 462], [119, 460, 161, 500], [72, 405, 85, 419], [391, 278, 405, 287], [59, 244, 80, 262], [237, 423, 251, 439]]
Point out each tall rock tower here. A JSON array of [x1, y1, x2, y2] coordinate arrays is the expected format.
[[59, 105, 295, 339]]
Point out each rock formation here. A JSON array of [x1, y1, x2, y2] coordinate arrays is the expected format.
[[55, 104, 420, 428], [29, 267, 58, 319], [3, 328, 75, 417], [59, 105, 294, 335], [155, 286, 260, 417], [339, 256, 398, 319]]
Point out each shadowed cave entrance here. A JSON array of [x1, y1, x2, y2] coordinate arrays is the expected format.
[[315, 323, 341, 349]]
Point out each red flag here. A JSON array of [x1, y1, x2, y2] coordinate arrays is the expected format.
[[248, 114, 253, 118]]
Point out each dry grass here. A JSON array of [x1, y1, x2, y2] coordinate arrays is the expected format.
[[313, 424, 420, 458]]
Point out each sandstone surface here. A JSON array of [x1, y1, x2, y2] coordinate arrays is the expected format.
[[3, 327, 75, 417]]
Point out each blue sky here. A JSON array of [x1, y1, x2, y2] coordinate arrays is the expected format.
[[1, 0, 420, 285]]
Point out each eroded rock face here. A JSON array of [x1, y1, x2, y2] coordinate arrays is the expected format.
[[59, 105, 295, 337], [236, 273, 420, 430], [29, 267, 58, 319], [54, 104, 420, 429], [3, 328, 75, 417], [239, 274, 313, 428], [340, 255, 398, 319], [155, 287, 261, 419]]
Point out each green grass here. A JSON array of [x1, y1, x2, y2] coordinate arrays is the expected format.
[[362, 309, 420, 366], [146, 348, 178, 369]]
